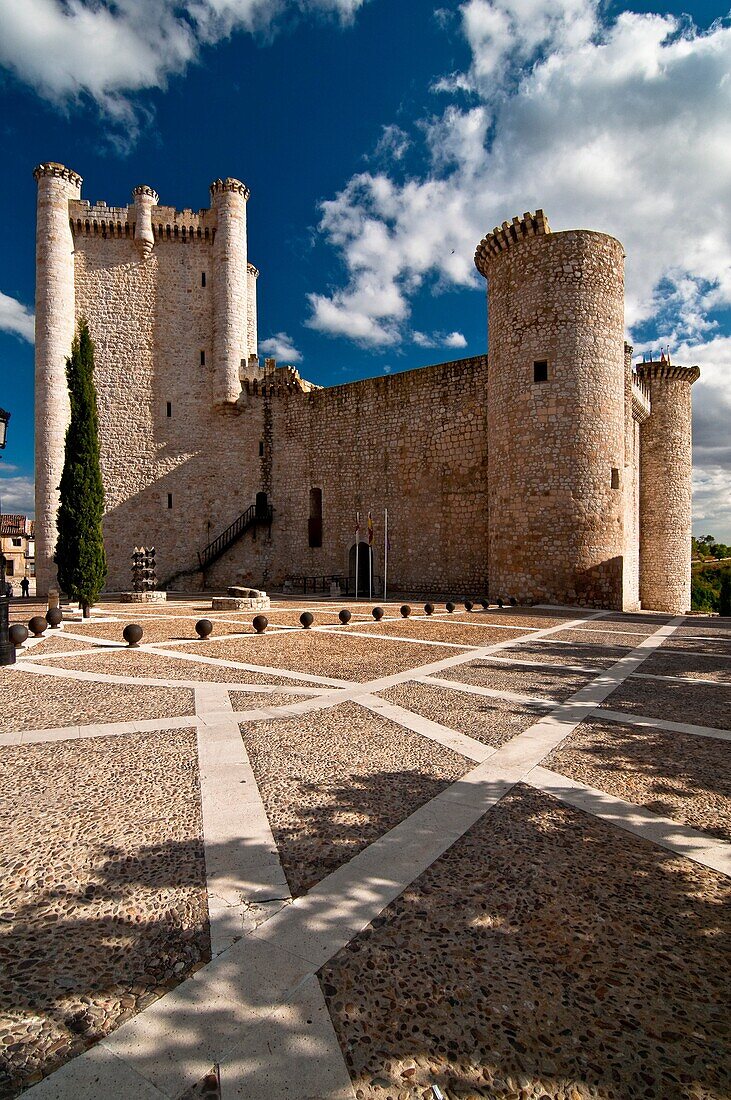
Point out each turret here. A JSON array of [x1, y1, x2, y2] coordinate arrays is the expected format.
[[210, 177, 250, 405], [247, 262, 259, 360], [33, 162, 82, 597], [132, 184, 158, 258], [637, 360, 700, 613], [475, 212, 626, 608]]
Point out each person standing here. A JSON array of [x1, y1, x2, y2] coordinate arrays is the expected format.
[[20, 577, 30, 598]]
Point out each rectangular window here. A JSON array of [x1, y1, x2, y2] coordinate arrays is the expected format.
[[533, 360, 548, 383], [308, 487, 323, 548], [259, 440, 265, 457], [167, 493, 173, 509], [611, 467, 620, 489], [201, 272, 206, 287], [166, 401, 172, 418], [12, 538, 22, 547], [5, 561, 13, 576], [200, 350, 206, 366]]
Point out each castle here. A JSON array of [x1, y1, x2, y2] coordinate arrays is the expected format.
[[33, 163, 700, 614]]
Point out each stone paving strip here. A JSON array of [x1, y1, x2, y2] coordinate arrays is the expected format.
[[635, 649, 731, 683], [600, 706, 731, 740], [193, 686, 293, 956], [316, 626, 482, 649], [543, 715, 731, 843], [528, 766, 731, 875], [27, 612, 698, 1099], [320, 783, 730, 1100]]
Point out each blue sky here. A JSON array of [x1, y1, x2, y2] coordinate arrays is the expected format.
[[1, 0, 729, 537]]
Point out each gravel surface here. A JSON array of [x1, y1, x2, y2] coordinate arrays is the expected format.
[[507, 640, 623, 670], [439, 660, 593, 701], [18, 634, 100, 655], [664, 635, 731, 658], [228, 689, 320, 711], [549, 629, 641, 649], [239, 701, 470, 897], [378, 681, 543, 748], [601, 676, 731, 731], [0, 669, 194, 734], [0, 729, 209, 1096], [601, 613, 673, 631], [34, 649, 308, 686], [342, 619, 530, 647], [320, 783, 730, 1100], [639, 650, 731, 684], [186, 632, 466, 683], [546, 716, 731, 842]]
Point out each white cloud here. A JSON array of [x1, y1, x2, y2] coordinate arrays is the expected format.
[[412, 329, 467, 349], [0, 475, 35, 516], [373, 124, 411, 163], [308, 2, 731, 351], [0, 291, 34, 343], [259, 331, 303, 362], [0, 0, 371, 126]]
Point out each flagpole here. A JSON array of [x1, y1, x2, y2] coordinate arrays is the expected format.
[[384, 508, 388, 601], [355, 511, 359, 600]]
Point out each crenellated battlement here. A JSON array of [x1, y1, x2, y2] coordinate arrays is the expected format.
[[474, 210, 551, 274], [631, 371, 651, 422], [68, 200, 219, 242], [210, 177, 250, 199], [636, 362, 700, 385], [34, 161, 83, 188]]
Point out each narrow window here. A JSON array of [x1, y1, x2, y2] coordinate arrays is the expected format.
[[533, 360, 548, 383], [259, 440, 264, 457], [166, 401, 172, 418], [167, 493, 173, 509], [201, 272, 206, 287], [308, 487, 323, 548], [200, 350, 206, 366], [611, 467, 620, 489]]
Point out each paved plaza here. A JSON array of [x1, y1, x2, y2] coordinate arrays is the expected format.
[[1, 598, 729, 1099]]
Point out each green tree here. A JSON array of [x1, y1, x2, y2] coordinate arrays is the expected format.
[[720, 570, 731, 617], [54, 321, 107, 614]]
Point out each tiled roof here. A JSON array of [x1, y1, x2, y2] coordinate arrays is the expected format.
[[0, 514, 32, 537]]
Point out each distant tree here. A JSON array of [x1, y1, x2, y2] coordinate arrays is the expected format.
[[54, 321, 107, 615], [720, 570, 731, 617]]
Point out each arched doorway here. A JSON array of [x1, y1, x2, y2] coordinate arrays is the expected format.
[[349, 541, 373, 596]]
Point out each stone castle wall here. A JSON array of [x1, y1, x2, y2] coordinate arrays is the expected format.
[[34, 166, 699, 612]]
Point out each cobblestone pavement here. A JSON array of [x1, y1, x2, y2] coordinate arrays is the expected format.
[[0, 598, 728, 1099]]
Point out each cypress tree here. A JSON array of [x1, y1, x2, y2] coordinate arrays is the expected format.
[[719, 570, 731, 617], [54, 320, 107, 614]]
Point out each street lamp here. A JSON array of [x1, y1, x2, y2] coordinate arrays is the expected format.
[[0, 408, 15, 666]]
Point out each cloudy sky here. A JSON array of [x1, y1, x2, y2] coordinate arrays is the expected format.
[[0, 0, 729, 536]]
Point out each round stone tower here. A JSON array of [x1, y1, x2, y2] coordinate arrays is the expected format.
[[475, 212, 626, 608], [33, 162, 83, 597], [210, 177, 250, 405], [637, 360, 700, 613], [132, 184, 159, 258]]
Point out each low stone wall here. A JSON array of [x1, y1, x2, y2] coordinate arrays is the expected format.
[[211, 596, 271, 611]]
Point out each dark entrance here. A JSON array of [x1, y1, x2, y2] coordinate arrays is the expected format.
[[255, 491, 269, 520], [349, 541, 373, 596]]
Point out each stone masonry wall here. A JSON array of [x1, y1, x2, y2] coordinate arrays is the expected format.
[[205, 357, 490, 596]]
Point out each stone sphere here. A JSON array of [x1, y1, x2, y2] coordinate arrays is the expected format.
[[123, 623, 143, 647], [464, 600, 473, 612], [497, 598, 504, 608], [400, 604, 411, 618], [29, 616, 47, 637], [252, 615, 269, 634], [445, 602, 455, 613], [338, 609, 352, 624], [45, 607, 63, 628], [372, 606, 384, 621], [480, 599, 489, 609], [9, 624, 28, 647], [195, 619, 213, 639], [300, 611, 314, 629], [424, 602, 434, 615], [509, 596, 518, 606]]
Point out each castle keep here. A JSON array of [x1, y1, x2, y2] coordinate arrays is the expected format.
[[33, 163, 700, 613]]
